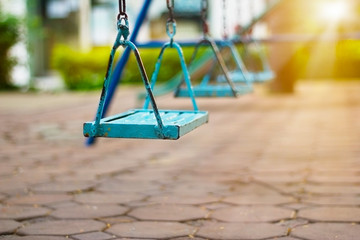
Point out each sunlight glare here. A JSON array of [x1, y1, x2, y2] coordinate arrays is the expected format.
[[320, 1, 349, 22]]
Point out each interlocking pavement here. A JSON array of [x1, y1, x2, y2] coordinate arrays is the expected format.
[[0, 81, 359, 240]]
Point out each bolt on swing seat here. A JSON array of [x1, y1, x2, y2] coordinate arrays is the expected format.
[[175, 38, 253, 98], [83, 17, 208, 140]]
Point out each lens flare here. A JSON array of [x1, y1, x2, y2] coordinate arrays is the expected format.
[[320, 1, 349, 22]]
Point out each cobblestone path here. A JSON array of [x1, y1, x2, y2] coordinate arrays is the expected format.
[[0, 81, 359, 240]]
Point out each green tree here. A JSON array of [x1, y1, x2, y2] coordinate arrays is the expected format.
[[0, 6, 20, 90]]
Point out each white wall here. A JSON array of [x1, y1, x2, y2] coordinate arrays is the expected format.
[[92, 0, 269, 44], [209, 0, 268, 39]]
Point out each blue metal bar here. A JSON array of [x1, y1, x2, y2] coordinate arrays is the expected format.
[[135, 38, 267, 49], [135, 39, 244, 48], [143, 42, 199, 111], [87, 0, 153, 146]]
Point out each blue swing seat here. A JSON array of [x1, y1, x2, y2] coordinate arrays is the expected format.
[[84, 109, 208, 140], [84, 17, 207, 141], [215, 40, 275, 84], [254, 70, 275, 82], [176, 84, 252, 98], [216, 69, 274, 83], [175, 38, 253, 98]]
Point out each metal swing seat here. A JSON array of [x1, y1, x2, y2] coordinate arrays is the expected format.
[[248, 39, 275, 82], [175, 37, 253, 98], [227, 39, 275, 83], [216, 39, 275, 84], [215, 40, 256, 84], [175, 0, 252, 98], [83, 17, 208, 140]]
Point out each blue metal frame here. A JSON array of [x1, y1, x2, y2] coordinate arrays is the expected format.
[[143, 42, 199, 111]]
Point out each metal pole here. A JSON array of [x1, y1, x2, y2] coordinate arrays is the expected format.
[[86, 0, 153, 146]]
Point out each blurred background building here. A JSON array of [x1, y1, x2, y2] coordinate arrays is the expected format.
[[1, 0, 359, 92], [0, 0, 271, 89]]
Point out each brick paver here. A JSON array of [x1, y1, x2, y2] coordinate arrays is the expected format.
[[128, 204, 209, 221], [0, 193, 6, 201], [0, 205, 51, 221], [0, 81, 360, 239], [106, 221, 196, 239], [298, 206, 360, 222], [72, 231, 116, 240], [6, 194, 72, 205], [50, 204, 128, 219], [17, 220, 106, 235], [222, 194, 295, 205], [31, 181, 96, 193], [302, 195, 360, 206], [211, 205, 294, 223], [74, 192, 145, 204], [0, 220, 21, 234], [291, 223, 360, 240], [147, 194, 219, 205], [0, 236, 70, 240], [196, 222, 288, 239]]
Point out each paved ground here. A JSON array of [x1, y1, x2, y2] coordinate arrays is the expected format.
[[0, 80, 359, 240]]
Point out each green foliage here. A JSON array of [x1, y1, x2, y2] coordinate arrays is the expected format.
[[51, 45, 113, 90], [335, 40, 360, 78], [123, 46, 196, 85], [51, 44, 197, 91], [0, 7, 20, 89], [236, 44, 266, 72], [51, 40, 360, 91]]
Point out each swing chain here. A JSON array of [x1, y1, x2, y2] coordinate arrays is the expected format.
[[166, 0, 176, 44], [201, 0, 209, 36], [116, 0, 130, 41], [117, 0, 128, 20], [222, 0, 228, 39], [166, 0, 175, 22]]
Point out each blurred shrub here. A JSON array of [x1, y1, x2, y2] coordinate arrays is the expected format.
[[52, 44, 198, 91], [123, 46, 201, 85], [335, 40, 360, 78], [52, 45, 113, 90], [236, 44, 265, 72], [0, 8, 20, 90]]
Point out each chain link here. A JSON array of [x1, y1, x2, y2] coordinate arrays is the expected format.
[[166, 0, 175, 23], [222, 0, 228, 39], [118, 0, 128, 20], [166, 0, 176, 43], [201, 0, 209, 35]]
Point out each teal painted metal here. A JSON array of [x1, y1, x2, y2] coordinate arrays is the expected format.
[[216, 40, 274, 84], [175, 38, 253, 98], [84, 13, 208, 140], [87, 0, 153, 146], [143, 42, 199, 110], [176, 84, 252, 98], [84, 109, 208, 140], [251, 40, 275, 82], [215, 40, 254, 84]]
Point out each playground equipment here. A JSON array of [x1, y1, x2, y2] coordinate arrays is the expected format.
[[175, 0, 253, 98], [86, 0, 279, 145], [83, 0, 208, 140], [216, 0, 275, 84]]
